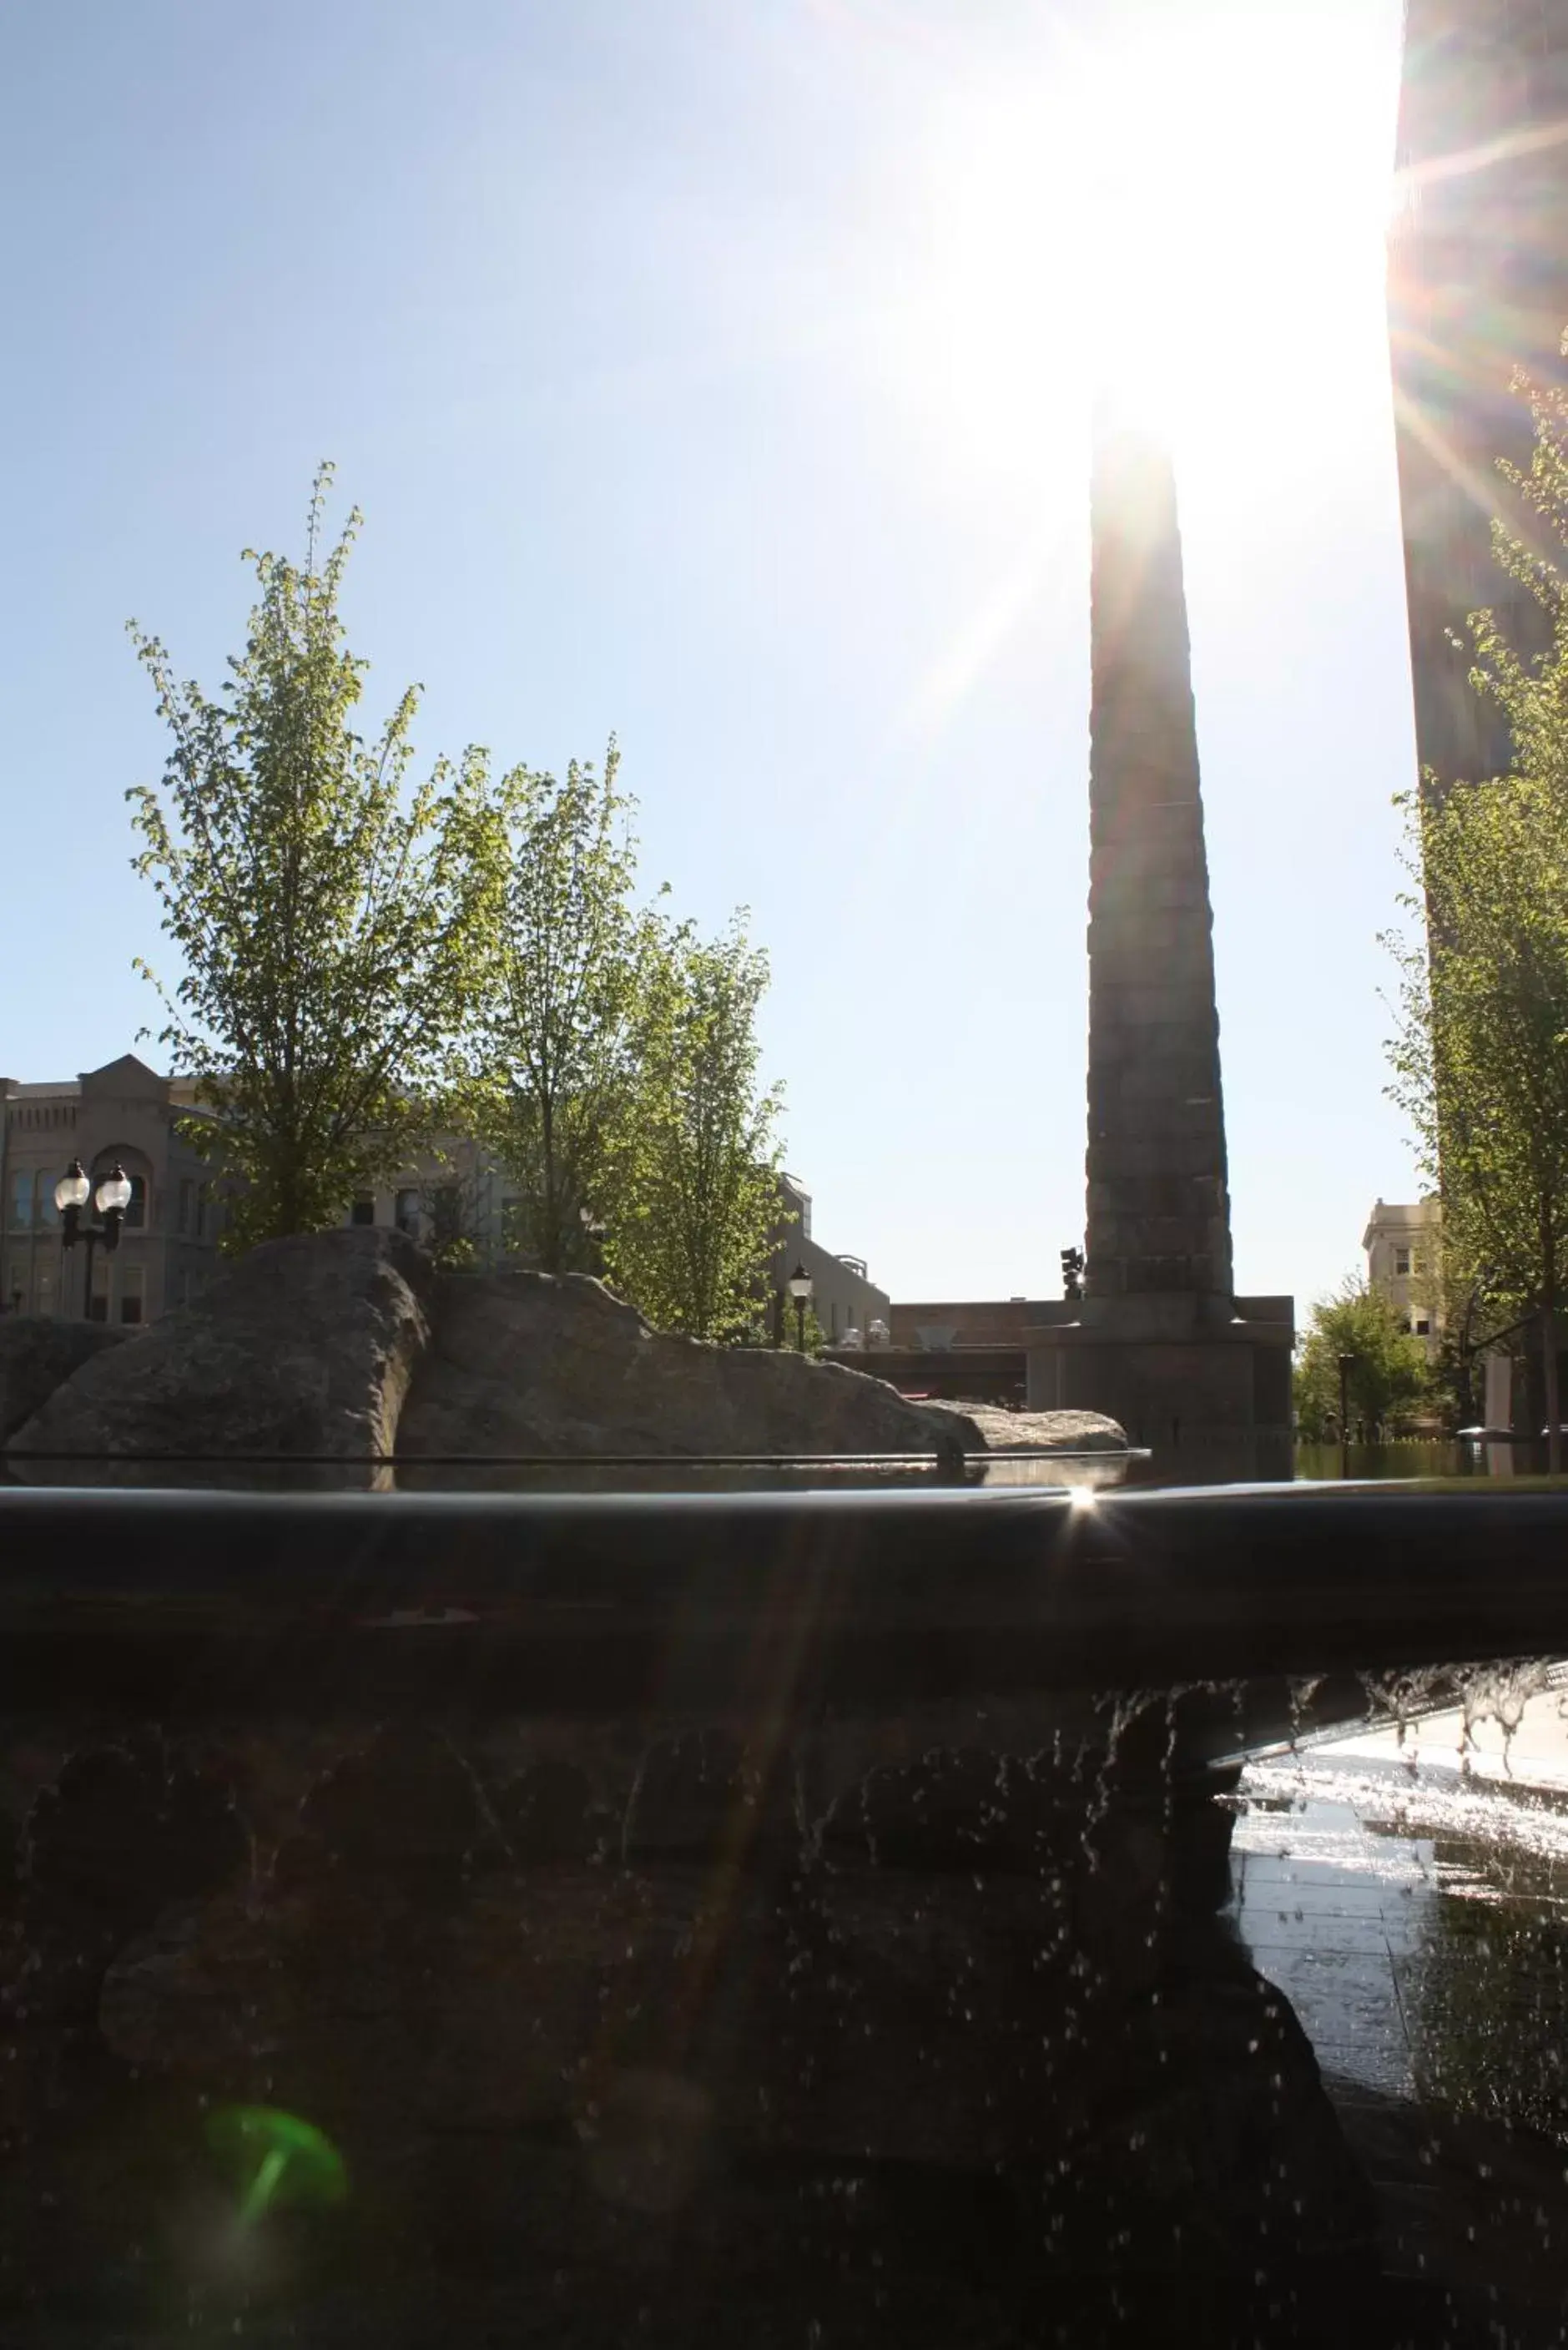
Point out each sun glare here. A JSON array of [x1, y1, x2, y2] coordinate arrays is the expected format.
[[901, 1, 1400, 487]]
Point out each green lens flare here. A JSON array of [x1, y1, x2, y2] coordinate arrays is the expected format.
[[207, 2105, 348, 2228]]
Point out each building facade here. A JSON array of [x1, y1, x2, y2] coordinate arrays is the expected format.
[[1390, 0, 1568, 793], [1362, 1197, 1444, 1357], [765, 1175, 890, 1345], [4, 1061, 885, 1344], [1, 1056, 224, 1325]]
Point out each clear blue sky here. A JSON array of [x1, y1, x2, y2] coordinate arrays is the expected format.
[[0, 0, 1419, 1312]]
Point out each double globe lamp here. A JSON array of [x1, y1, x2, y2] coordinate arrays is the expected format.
[[53, 1157, 134, 1318]]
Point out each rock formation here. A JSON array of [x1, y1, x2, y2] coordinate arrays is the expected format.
[[4, 1235, 1127, 1487], [0, 1314, 131, 1446], [396, 1268, 988, 1484], [5, 1226, 432, 1488]]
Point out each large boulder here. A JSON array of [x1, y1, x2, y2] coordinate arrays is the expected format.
[[396, 1270, 983, 1483], [919, 1400, 1127, 1454], [5, 1227, 433, 1488], [0, 1315, 134, 1445]]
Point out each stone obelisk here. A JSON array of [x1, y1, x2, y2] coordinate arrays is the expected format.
[[1026, 406, 1293, 1472], [1084, 412, 1233, 1307]]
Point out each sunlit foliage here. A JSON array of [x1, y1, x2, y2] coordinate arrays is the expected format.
[[128, 466, 496, 1250]]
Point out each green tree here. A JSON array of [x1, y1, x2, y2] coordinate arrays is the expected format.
[[128, 466, 495, 1251], [605, 918, 785, 1340], [1293, 1282, 1433, 1441], [1385, 356, 1568, 1469], [459, 744, 658, 1273], [1387, 769, 1568, 1462]]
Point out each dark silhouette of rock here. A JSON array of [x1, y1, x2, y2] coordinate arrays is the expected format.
[[0, 1313, 132, 1444], [823, 1748, 1077, 1873], [396, 1269, 986, 1481], [621, 1730, 798, 1866], [5, 1225, 433, 1486], [492, 1756, 600, 1863], [296, 1725, 485, 1886], [22, 1729, 248, 2024]]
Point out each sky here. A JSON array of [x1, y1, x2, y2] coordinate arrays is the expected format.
[[0, 0, 1420, 1313]]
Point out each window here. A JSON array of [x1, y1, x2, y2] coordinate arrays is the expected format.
[[1393, 1248, 1411, 1276], [195, 1183, 209, 1241], [124, 1175, 147, 1230], [1414, 1318, 1430, 1336], [177, 1178, 194, 1236], [350, 1198, 376, 1227], [431, 1187, 461, 1246], [118, 1265, 144, 1325], [37, 1178, 58, 1228], [8, 1170, 32, 1230]]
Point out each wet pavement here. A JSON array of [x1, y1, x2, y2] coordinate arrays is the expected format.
[[1234, 1677, 1568, 2339]]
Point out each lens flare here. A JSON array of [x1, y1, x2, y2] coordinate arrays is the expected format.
[[206, 2105, 348, 2229]]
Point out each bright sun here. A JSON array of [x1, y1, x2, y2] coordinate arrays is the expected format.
[[901, 0, 1401, 488]]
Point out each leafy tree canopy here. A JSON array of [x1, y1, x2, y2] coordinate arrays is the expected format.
[[603, 916, 785, 1341], [1384, 353, 1568, 1460], [457, 743, 658, 1276], [1293, 1282, 1432, 1441], [128, 465, 496, 1251]]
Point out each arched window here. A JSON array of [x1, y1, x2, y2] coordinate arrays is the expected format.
[[124, 1175, 147, 1229]]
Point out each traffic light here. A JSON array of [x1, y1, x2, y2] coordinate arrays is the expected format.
[[1061, 1246, 1085, 1301]]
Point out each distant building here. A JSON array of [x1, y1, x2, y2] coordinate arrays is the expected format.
[[766, 1174, 890, 1345], [1362, 1198, 1443, 1358], [3, 1058, 882, 1344], [1, 1055, 223, 1325], [886, 1299, 1038, 1352]]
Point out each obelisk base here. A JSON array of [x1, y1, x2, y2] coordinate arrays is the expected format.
[[1026, 1293, 1294, 1484]]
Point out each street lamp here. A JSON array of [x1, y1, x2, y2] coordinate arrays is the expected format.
[[55, 1159, 133, 1322], [578, 1201, 606, 1273], [1337, 1350, 1356, 1475], [788, 1261, 814, 1353]]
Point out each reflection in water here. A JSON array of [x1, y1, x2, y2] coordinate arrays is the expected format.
[[1294, 1439, 1548, 1481], [1238, 1682, 1568, 2141]]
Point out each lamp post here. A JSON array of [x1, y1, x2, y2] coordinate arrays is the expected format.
[[788, 1262, 814, 1353], [578, 1202, 606, 1275], [1337, 1350, 1355, 1478], [55, 1159, 133, 1322]]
